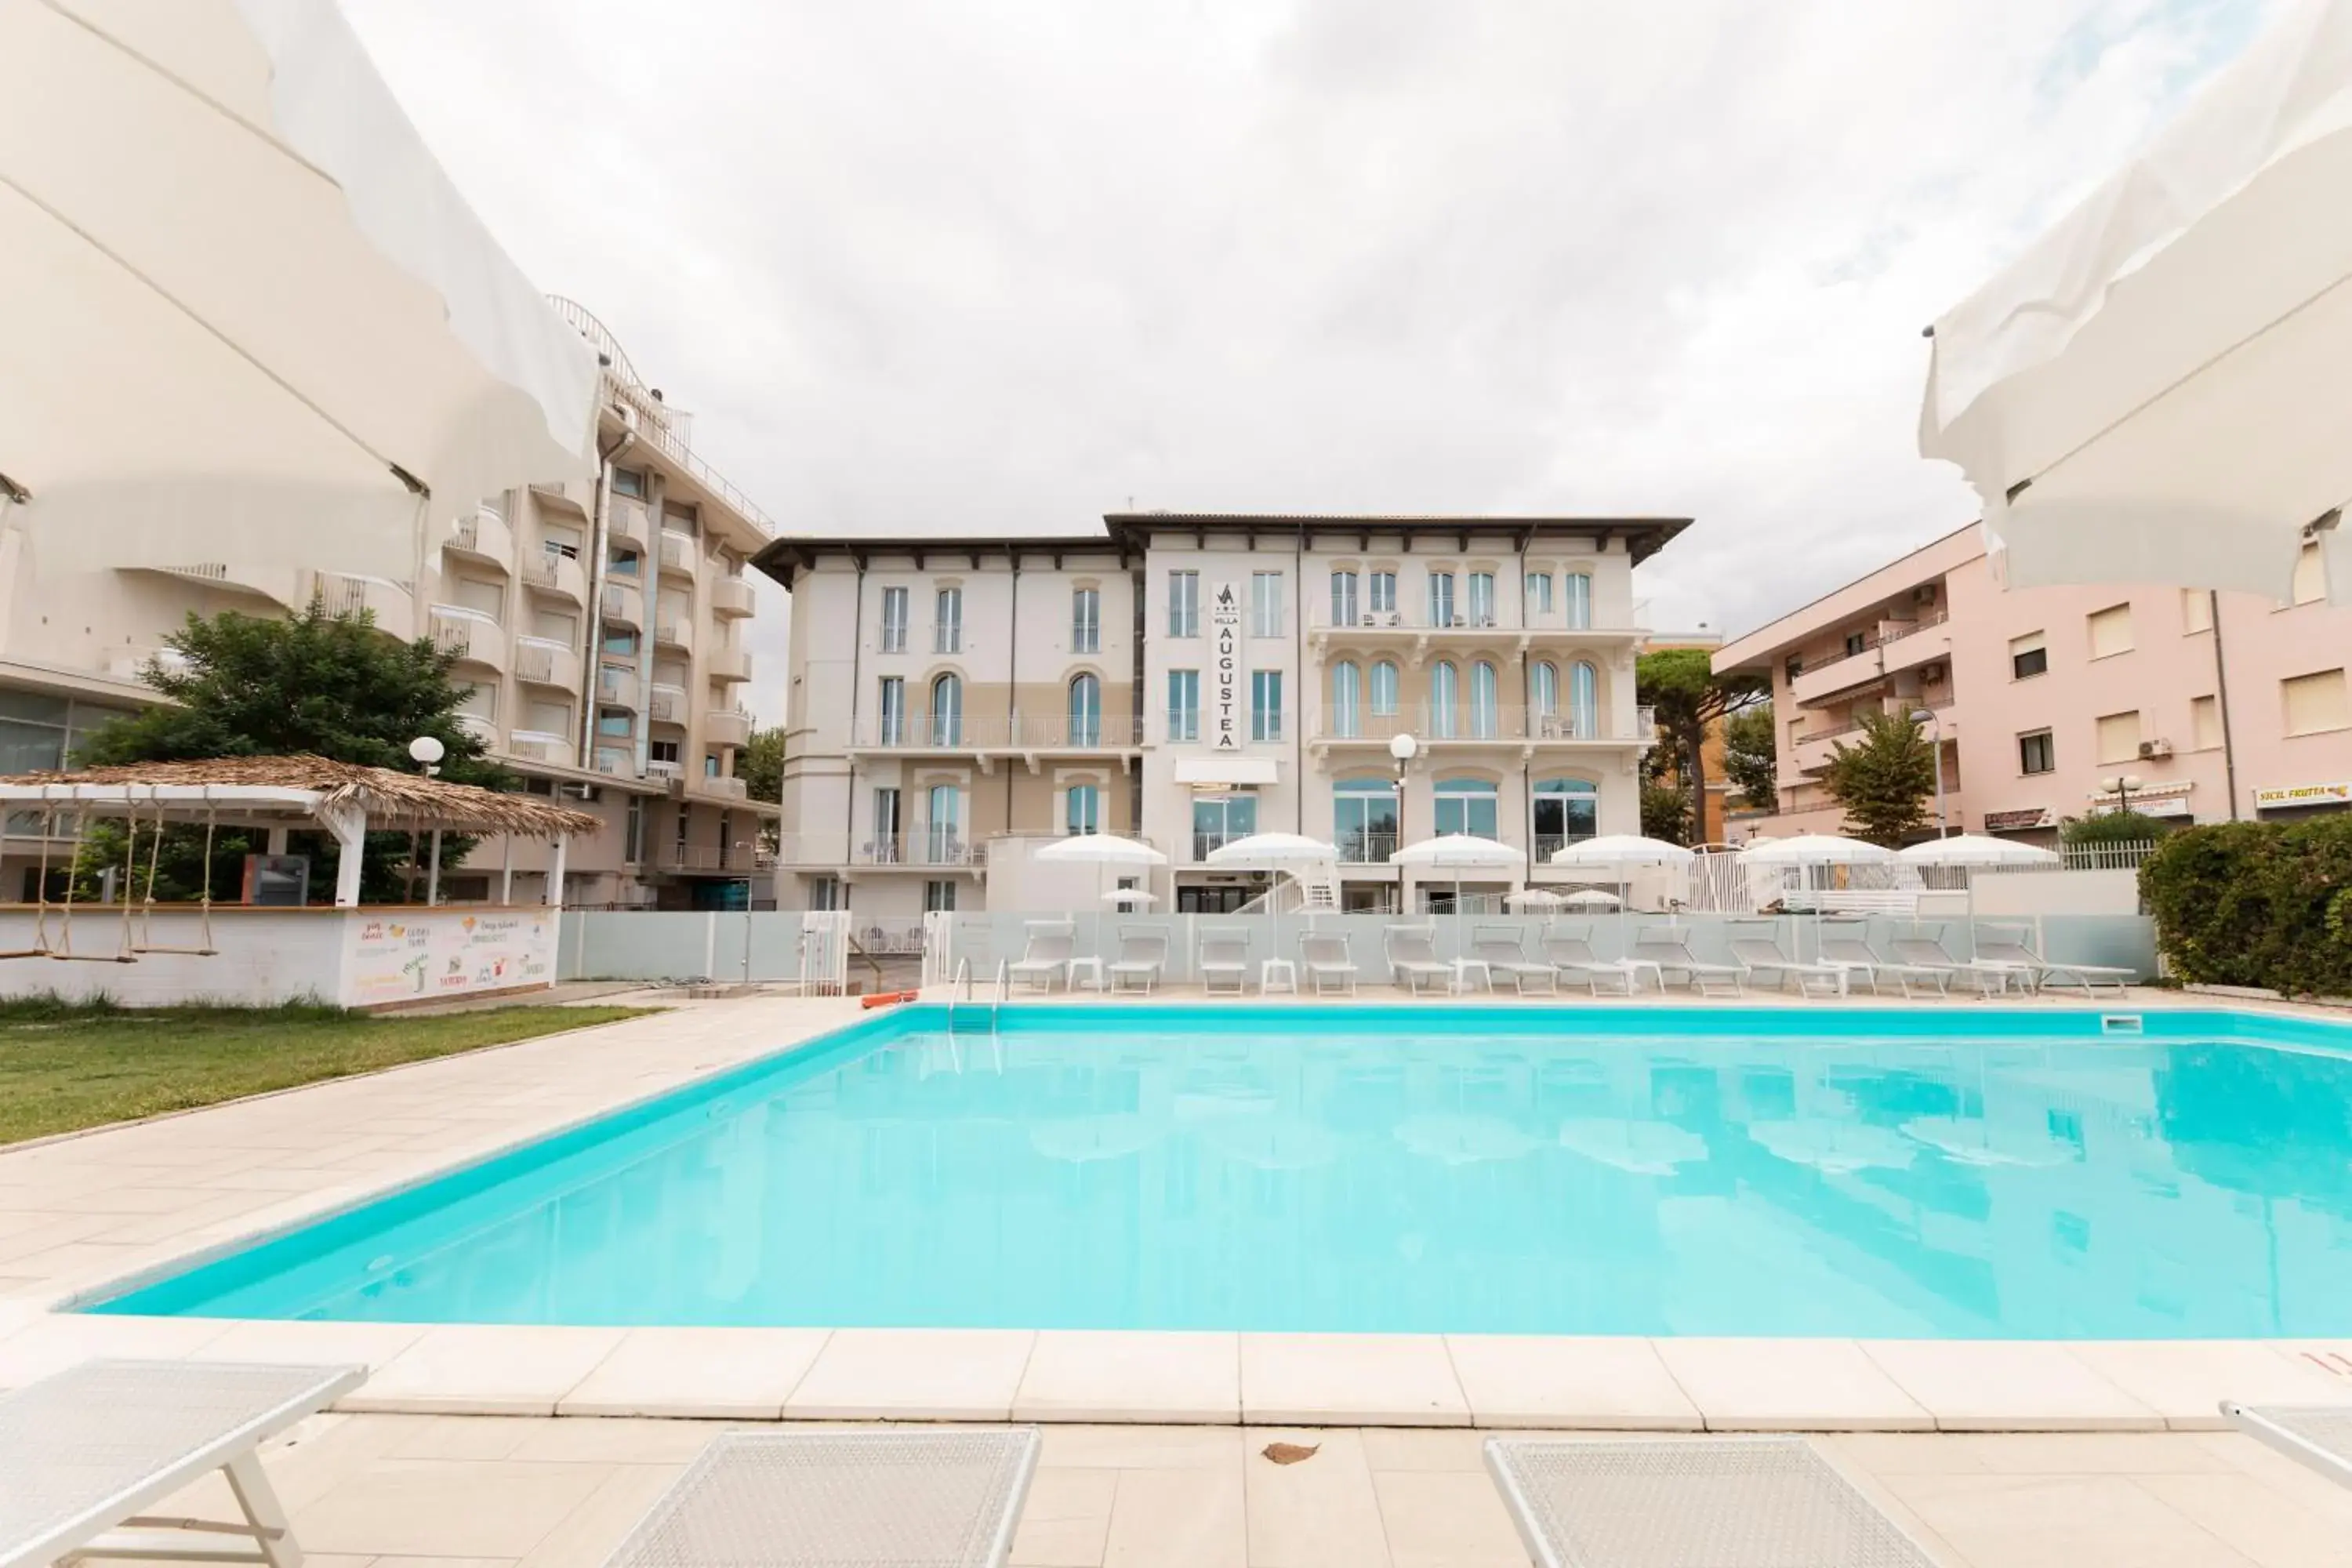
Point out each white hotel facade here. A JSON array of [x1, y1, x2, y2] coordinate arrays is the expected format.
[[759, 513, 1683, 914]]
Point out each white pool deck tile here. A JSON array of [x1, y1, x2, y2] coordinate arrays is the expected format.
[[785, 1327, 1038, 1420], [1442, 1334, 1702, 1429], [1859, 1340, 2159, 1432], [1652, 1337, 1936, 1431], [1016, 1330, 1242, 1424], [343, 1325, 630, 1416], [1240, 1334, 1471, 1427], [557, 1326, 832, 1418], [2069, 1341, 2352, 1430]]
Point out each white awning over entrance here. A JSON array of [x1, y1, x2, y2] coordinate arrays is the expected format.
[[1174, 757, 1279, 786]]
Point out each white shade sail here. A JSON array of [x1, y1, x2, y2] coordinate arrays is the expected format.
[[1549, 833, 1697, 869], [1205, 832, 1338, 866], [1035, 833, 1167, 867], [1738, 834, 1897, 866], [1391, 834, 1526, 870], [1919, 0, 2352, 604], [0, 0, 601, 583], [1895, 833, 2060, 869]]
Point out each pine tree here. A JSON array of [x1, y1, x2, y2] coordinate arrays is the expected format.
[[1821, 710, 1936, 846], [1722, 702, 1778, 812]]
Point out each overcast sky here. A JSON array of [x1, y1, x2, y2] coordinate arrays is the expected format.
[[345, 0, 2271, 699]]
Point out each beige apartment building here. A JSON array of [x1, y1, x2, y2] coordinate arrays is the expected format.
[[1713, 523, 2352, 842], [760, 512, 1684, 914], [0, 298, 776, 909]]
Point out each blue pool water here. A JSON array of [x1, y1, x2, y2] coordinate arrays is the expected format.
[[93, 1006, 2352, 1338]]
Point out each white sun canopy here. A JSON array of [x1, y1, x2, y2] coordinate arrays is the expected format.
[[0, 0, 601, 582], [1919, 0, 2352, 604]]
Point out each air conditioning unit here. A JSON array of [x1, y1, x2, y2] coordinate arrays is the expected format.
[[2139, 739, 2174, 759]]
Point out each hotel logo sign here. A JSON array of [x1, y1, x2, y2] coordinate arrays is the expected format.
[[1211, 583, 1242, 750]]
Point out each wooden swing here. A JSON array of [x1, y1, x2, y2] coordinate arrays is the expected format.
[[45, 796, 137, 964], [0, 803, 60, 959], [129, 785, 221, 956]]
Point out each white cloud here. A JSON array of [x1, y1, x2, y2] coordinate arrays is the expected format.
[[343, 0, 2275, 684]]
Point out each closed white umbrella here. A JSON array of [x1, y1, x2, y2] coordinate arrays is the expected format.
[[1896, 833, 2059, 960], [1920, 0, 2352, 604], [0, 2, 601, 583]]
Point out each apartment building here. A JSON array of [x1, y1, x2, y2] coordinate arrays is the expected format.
[[761, 512, 1686, 913], [0, 298, 776, 908], [1712, 523, 2352, 841]]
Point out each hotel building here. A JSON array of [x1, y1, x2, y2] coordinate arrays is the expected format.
[[1712, 523, 2352, 840], [0, 299, 777, 908], [760, 512, 1686, 913]]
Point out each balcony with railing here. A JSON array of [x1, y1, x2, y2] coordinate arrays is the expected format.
[[656, 840, 778, 874], [519, 550, 586, 604], [445, 505, 512, 567], [592, 746, 638, 779], [654, 616, 693, 655], [1338, 830, 1400, 866], [693, 774, 750, 802], [648, 683, 686, 724], [507, 730, 571, 764], [774, 832, 985, 869], [710, 575, 756, 618], [1309, 703, 1655, 746], [427, 607, 506, 673], [513, 636, 579, 690], [707, 644, 753, 683], [132, 561, 305, 608], [929, 622, 963, 655], [596, 665, 640, 709], [607, 495, 649, 550], [657, 531, 699, 578], [601, 579, 644, 629], [848, 713, 1146, 752], [1787, 617, 1956, 706], [705, 706, 753, 748], [646, 759, 684, 785], [299, 570, 414, 637], [1306, 604, 1646, 644], [455, 713, 499, 745]]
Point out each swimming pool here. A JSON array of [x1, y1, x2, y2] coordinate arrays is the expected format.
[[90, 1005, 2352, 1339]]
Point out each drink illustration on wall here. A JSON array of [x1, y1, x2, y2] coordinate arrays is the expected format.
[[1212, 583, 1241, 750]]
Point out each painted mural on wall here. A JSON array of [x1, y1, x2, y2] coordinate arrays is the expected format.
[[345, 909, 554, 1004]]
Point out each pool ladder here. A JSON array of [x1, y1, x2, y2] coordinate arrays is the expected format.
[[946, 958, 1006, 1036]]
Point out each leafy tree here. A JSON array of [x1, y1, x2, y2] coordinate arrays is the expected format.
[[1820, 710, 1936, 846], [2061, 809, 2175, 846], [1639, 780, 1693, 845], [73, 602, 510, 903], [737, 725, 785, 849], [1722, 702, 1778, 812], [1637, 648, 1766, 839]]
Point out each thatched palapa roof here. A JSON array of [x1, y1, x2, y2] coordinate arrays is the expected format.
[[0, 756, 601, 837]]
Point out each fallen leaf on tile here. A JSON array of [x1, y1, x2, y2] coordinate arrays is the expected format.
[[1261, 1442, 1320, 1465]]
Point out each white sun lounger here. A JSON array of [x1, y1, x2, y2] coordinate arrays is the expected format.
[[1632, 927, 1744, 997], [1105, 927, 1167, 994], [1383, 925, 1454, 996], [1972, 925, 2136, 995], [1197, 927, 1250, 994], [1889, 935, 2011, 996], [2221, 1402, 2352, 1489], [1484, 1435, 1938, 1568], [1540, 926, 1642, 996], [601, 1428, 1041, 1568], [1298, 931, 1359, 995], [1470, 925, 1559, 995], [1819, 924, 1951, 1000], [1006, 922, 1075, 993], [0, 1359, 366, 1568], [1729, 927, 1848, 997]]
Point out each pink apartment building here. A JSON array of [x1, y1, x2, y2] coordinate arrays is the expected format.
[[1712, 524, 2352, 843]]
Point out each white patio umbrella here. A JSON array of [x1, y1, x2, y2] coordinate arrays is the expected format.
[[1393, 835, 1526, 982], [1203, 832, 1338, 866], [1550, 833, 1695, 955], [1739, 834, 1898, 963], [1560, 889, 1624, 909], [1504, 888, 1568, 910], [1920, 0, 2352, 604], [1036, 833, 1167, 944], [1896, 833, 2060, 960], [1, 2, 601, 582]]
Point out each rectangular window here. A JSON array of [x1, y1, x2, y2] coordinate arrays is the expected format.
[[2087, 602, 2134, 659], [1167, 670, 1200, 742], [2190, 694, 2222, 751], [596, 711, 633, 738], [872, 787, 902, 861], [1368, 571, 1397, 616], [1072, 587, 1101, 653], [648, 738, 680, 764], [2283, 668, 2350, 735], [1843, 631, 1867, 657], [2009, 630, 2047, 680], [933, 587, 962, 654], [1250, 571, 1283, 637], [809, 876, 842, 911], [525, 699, 570, 735], [1427, 572, 1457, 626], [1330, 571, 1359, 626], [1168, 571, 1199, 637], [2018, 730, 2055, 775], [880, 586, 909, 652], [1250, 670, 1283, 742], [623, 797, 644, 863], [1563, 573, 1592, 630], [2182, 589, 2213, 633], [1468, 572, 1496, 626], [923, 879, 956, 913], [611, 469, 647, 499], [608, 550, 641, 577], [2095, 710, 2142, 764], [2293, 542, 2328, 606], [1529, 574, 1554, 614], [877, 677, 905, 744], [540, 526, 582, 561], [1065, 784, 1101, 835]]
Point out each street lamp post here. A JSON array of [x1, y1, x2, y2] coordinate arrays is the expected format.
[[1389, 731, 1418, 915], [2103, 771, 2143, 818], [409, 735, 445, 906], [1910, 707, 1948, 839]]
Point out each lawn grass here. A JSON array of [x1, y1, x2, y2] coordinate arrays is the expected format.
[[0, 996, 657, 1145]]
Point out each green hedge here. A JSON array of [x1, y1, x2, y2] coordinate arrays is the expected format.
[[2140, 818, 2352, 995]]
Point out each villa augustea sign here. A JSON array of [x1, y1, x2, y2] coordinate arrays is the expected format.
[[1211, 583, 1241, 750]]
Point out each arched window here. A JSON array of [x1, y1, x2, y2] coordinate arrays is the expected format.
[[1065, 782, 1101, 835], [1563, 572, 1592, 630], [1570, 661, 1599, 739], [1431, 660, 1459, 738], [1534, 777, 1599, 855], [1331, 662, 1362, 739], [930, 673, 963, 746], [1333, 775, 1399, 864], [1531, 662, 1560, 731], [1433, 777, 1499, 839], [1068, 673, 1100, 747], [1370, 659, 1400, 717], [1470, 660, 1499, 739]]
